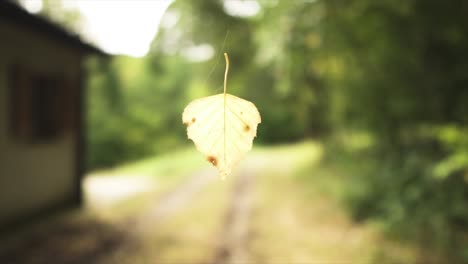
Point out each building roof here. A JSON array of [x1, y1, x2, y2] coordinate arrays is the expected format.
[[0, 1, 106, 56]]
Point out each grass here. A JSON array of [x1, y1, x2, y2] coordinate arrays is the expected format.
[[247, 141, 419, 264]]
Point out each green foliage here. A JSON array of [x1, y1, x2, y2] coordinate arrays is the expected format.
[[327, 138, 468, 261], [432, 125, 468, 179], [320, 0, 468, 260], [86, 55, 192, 168]]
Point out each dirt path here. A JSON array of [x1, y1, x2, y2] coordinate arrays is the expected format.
[[133, 168, 215, 230], [98, 169, 217, 263], [0, 169, 216, 264], [0, 142, 416, 264]]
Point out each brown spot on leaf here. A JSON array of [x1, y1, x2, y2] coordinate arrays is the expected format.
[[244, 124, 250, 132], [184, 117, 196, 127], [240, 111, 243, 115], [207, 156, 218, 166]]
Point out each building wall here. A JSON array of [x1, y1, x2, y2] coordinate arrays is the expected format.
[[0, 17, 83, 226]]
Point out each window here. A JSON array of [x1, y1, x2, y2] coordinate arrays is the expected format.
[[9, 65, 65, 142]]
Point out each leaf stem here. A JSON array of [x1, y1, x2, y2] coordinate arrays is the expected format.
[[224, 53, 229, 95], [223, 53, 229, 179]]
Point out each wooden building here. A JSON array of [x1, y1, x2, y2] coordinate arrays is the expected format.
[[0, 1, 105, 229]]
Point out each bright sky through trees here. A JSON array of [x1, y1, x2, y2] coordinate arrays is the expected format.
[[20, 0, 172, 57], [19, 0, 261, 57], [75, 0, 172, 57]]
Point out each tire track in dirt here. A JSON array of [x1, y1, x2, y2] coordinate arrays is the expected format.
[[209, 167, 256, 264]]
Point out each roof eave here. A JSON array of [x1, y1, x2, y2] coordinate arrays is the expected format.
[[0, 1, 108, 57]]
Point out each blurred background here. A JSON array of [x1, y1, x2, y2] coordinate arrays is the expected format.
[[1, 0, 468, 263]]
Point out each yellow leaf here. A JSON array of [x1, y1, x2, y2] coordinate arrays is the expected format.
[[182, 53, 261, 178]]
